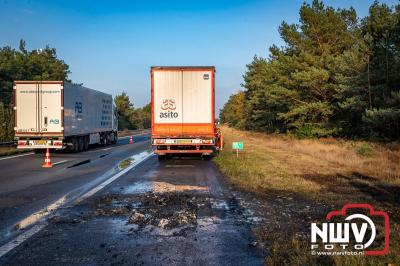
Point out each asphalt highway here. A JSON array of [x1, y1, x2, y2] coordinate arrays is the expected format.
[[0, 134, 151, 246], [0, 135, 264, 265]]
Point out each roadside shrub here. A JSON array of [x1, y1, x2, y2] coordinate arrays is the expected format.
[[356, 143, 374, 157], [294, 124, 335, 139], [295, 124, 314, 139]]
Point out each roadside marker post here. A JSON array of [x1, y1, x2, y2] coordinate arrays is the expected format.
[[232, 142, 244, 158]]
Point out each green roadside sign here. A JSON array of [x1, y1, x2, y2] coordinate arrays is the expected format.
[[232, 142, 244, 150]]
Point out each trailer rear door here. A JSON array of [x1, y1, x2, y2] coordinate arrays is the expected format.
[[182, 70, 213, 135], [152, 70, 183, 135], [15, 83, 39, 134], [15, 82, 63, 136], [152, 67, 215, 137], [39, 83, 63, 134]]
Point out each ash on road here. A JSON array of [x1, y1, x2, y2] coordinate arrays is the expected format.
[[1, 156, 264, 266]]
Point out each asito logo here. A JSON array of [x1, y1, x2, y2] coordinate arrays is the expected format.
[[311, 204, 390, 256], [160, 99, 178, 119]]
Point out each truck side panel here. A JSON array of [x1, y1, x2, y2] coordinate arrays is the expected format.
[[63, 83, 113, 137]]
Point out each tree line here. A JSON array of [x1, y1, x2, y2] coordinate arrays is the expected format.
[[220, 0, 400, 140], [114, 92, 151, 130], [0, 40, 149, 141]]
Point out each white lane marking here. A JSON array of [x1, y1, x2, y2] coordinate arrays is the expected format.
[[0, 152, 34, 161], [102, 147, 112, 151], [0, 151, 154, 258], [0, 223, 47, 258], [76, 152, 154, 203], [52, 160, 68, 166], [16, 196, 67, 230]]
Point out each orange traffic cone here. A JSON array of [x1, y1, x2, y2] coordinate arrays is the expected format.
[[129, 136, 134, 144], [42, 148, 53, 168]]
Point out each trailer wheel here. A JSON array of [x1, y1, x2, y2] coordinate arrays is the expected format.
[[106, 133, 112, 145], [110, 132, 117, 144], [201, 154, 212, 160], [71, 138, 79, 153], [77, 137, 84, 152], [157, 155, 166, 161], [101, 133, 107, 146], [83, 136, 89, 151]]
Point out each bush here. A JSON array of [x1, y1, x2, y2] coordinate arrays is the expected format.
[[356, 143, 374, 157], [294, 124, 335, 139], [295, 124, 314, 139]]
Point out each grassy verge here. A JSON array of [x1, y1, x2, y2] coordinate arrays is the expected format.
[[214, 126, 399, 265]]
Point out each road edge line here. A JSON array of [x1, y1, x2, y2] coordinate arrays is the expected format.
[[0, 223, 47, 258], [75, 152, 154, 203], [0, 152, 34, 161]]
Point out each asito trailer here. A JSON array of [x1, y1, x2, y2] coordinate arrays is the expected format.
[[151, 66, 222, 159]]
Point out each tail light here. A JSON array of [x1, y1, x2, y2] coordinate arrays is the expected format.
[[53, 140, 63, 146], [18, 140, 27, 146]]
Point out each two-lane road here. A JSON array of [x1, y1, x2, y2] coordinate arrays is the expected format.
[[0, 134, 151, 245]]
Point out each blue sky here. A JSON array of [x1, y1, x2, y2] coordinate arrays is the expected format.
[[0, 0, 398, 112]]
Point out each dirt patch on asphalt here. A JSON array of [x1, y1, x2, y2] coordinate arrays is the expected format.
[[126, 193, 205, 229], [120, 181, 208, 195], [78, 187, 264, 236], [49, 215, 83, 224], [90, 192, 214, 231]]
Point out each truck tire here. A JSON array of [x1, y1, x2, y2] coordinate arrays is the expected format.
[[78, 137, 84, 152], [101, 134, 107, 146], [202, 154, 211, 160], [106, 133, 111, 145], [111, 132, 117, 144], [83, 136, 89, 151], [71, 138, 79, 153], [158, 155, 166, 161]]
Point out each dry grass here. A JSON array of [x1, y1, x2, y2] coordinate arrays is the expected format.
[[214, 125, 400, 266], [216, 126, 399, 193], [251, 131, 399, 181]]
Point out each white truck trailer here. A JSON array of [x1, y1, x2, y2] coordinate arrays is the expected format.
[[14, 81, 118, 152]]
